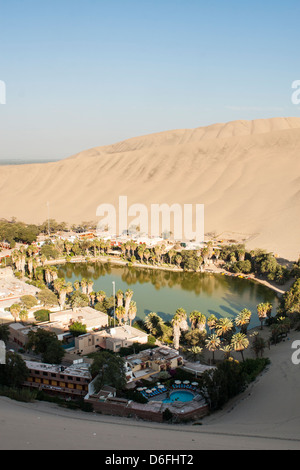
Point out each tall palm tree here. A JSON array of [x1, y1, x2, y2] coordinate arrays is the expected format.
[[10, 303, 21, 322], [81, 278, 88, 295], [124, 289, 134, 319], [167, 249, 175, 265], [87, 280, 94, 295], [235, 308, 252, 334], [128, 301, 137, 326], [74, 280, 80, 291], [175, 255, 182, 268], [189, 311, 206, 333], [115, 306, 126, 325], [171, 308, 188, 350], [257, 303, 272, 330], [116, 289, 123, 308], [231, 332, 249, 361], [207, 314, 218, 332], [205, 334, 221, 363]]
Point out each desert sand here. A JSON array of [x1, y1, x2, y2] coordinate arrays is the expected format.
[[0, 118, 300, 261], [0, 117, 300, 261], [1, 328, 300, 450]]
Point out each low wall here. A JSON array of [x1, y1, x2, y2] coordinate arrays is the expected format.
[[86, 398, 209, 423]]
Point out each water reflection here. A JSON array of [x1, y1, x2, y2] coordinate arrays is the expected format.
[[58, 262, 279, 327]]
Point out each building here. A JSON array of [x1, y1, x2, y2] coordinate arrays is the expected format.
[[49, 306, 109, 331], [125, 346, 183, 383], [9, 306, 109, 348], [9, 321, 72, 348], [74, 325, 149, 355], [23, 359, 92, 398]]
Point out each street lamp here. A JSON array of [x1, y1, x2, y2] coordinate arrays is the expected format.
[[112, 281, 115, 327]]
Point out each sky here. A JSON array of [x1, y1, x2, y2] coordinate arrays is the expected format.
[[0, 0, 300, 160]]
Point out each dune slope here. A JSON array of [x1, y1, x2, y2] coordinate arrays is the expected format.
[[1, 117, 300, 260]]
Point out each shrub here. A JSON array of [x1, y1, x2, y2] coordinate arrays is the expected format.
[[34, 309, 51, 322]]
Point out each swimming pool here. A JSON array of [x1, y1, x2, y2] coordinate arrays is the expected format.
[[163, 390, 195, 404]]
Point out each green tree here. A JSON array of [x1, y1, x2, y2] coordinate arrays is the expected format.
[[69, 321, 87, 337], [37, 288, 59, 308], [34, 309, 51, 322], [0, 351, 29, 388], [0, 324, 10, 343], [26, 329, 64, 364], [20, 295, 38, 310], [90, 352, 126, 392]]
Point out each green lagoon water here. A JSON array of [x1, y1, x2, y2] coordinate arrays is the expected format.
[[58, 262, 279, 329]]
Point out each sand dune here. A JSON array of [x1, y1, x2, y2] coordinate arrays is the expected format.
[[1, 117, 300, 260]]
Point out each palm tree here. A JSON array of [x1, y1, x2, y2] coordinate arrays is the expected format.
[[96, 290, 106, 303], [53, 278, 72, 310], [81, 278, 88, 295], [137, 245, 145, 263], [215, 317, 234, 337], [207, 314, 218, 332], [124, 289, 134, 319], [186, 346, 203, 362], [115, 306, 126, 325], [74, 280, 80, 291], [205, 334, 221, 363], [128, 301, 137, 326], [168, 249, 175, 265], [220, 344, 232, 360], [144, 249, 151, 263], [257, 303, 272, 330], [116, 290, 123, 308], [189, 311, 206, 333], [231, 332, 249, 361], [144, 312, 165, 337], [87, 280, 94, 295], [9, 303, 21, 322], [175, 255, 182, 268], [171, 308, 188, 350], [235, 308, 252, 334]]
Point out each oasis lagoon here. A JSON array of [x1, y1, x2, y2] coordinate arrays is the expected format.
[[57, 262, 279, 329]]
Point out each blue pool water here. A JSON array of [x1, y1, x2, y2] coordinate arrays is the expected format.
[[163, 391, 194, 404]]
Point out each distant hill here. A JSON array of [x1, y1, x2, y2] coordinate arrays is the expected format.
[[1, 117, 300, 260]]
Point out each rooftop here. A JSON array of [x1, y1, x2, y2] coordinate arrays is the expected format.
[[127, 346, 180, 364], [25, 360, 92, 378]]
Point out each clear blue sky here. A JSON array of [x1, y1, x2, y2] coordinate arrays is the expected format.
[[0, 0, 300, 160]]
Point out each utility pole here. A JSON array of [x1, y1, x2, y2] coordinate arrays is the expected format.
[[112, 281, 115, 327], [47, 201, 50, 237]]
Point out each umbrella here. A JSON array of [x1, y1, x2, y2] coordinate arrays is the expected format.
[[183, 380, 190, 384], [191, 382, 198, 386], [137, 387, 143, 391], [175, 380, 181, 384], [158, 385, 165, 389], [146, 389, 152, 393]]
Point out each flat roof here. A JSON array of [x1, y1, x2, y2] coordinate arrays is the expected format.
[[25, 360, 91, 378]]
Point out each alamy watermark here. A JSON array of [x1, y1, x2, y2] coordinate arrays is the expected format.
[[96, 196, 205, 242], [291, 80, 300, 105], [291, 340, 300, 365], [0, 340, 6, 364], [0, 80, 6, 105]]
